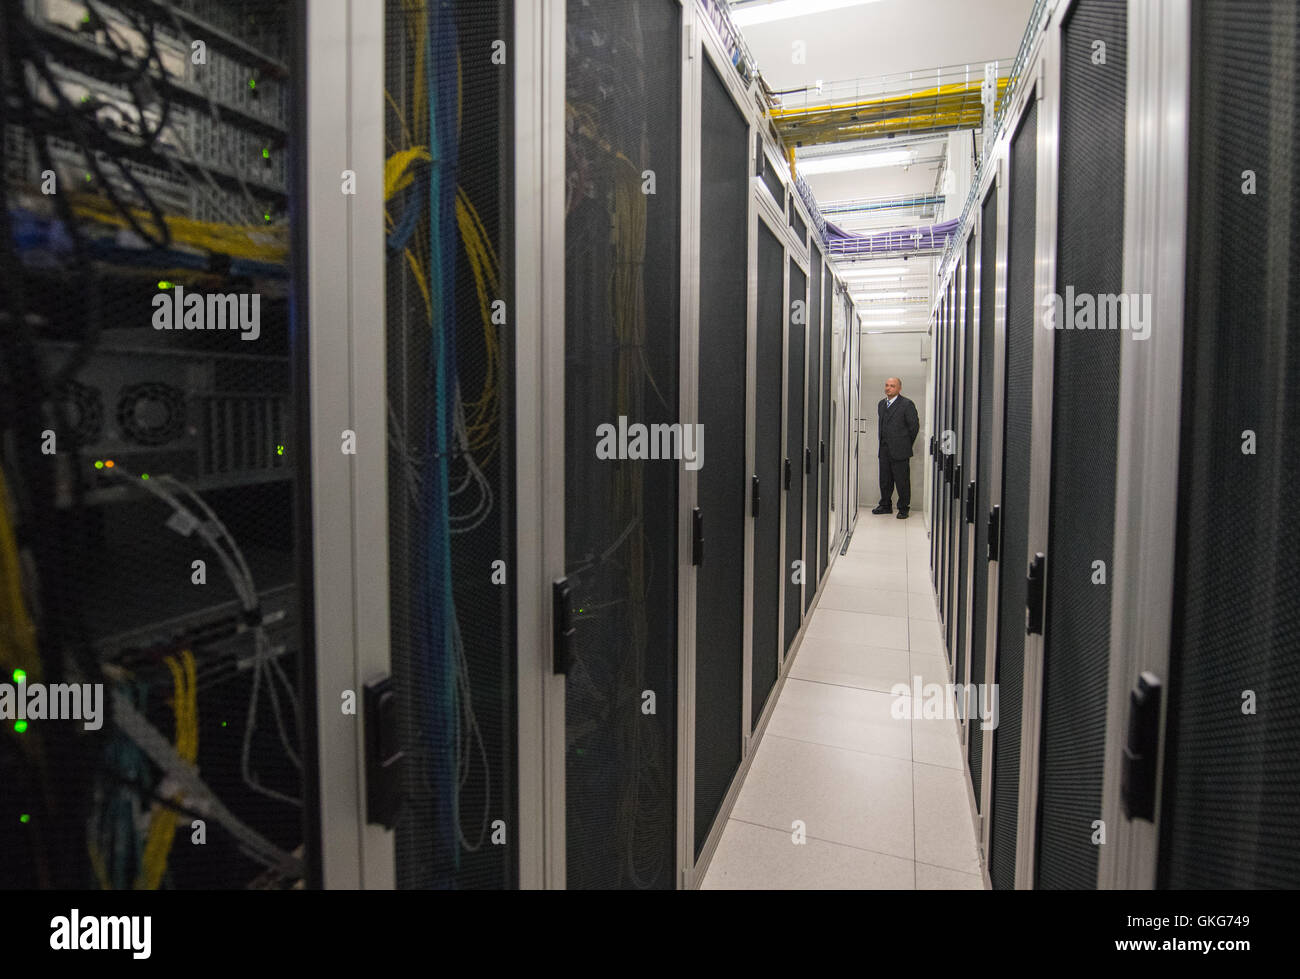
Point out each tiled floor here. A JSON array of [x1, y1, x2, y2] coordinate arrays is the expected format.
[[701, 507, 985, 890]]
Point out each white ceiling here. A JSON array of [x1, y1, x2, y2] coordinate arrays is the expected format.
[[733, 0, 1035, 91], [731, 0, 1034, 328]]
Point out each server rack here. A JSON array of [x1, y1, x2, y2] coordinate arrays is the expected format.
[[923, 0, 1300, 891], [1, 0, 320, 891], [1098, 0, 1300, 890], [1017, 0, 1127, 890], [381, 0, 520, 891]]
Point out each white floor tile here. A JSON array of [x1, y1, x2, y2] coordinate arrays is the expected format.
[[806, 607, 910, 650], [912, 763, 982, 875], [908, 617, 946, 655], [909, 651, 951, 689], [830, 563, 911, 593], [731, 735, 914, 860], [817, 583, 911, 617], [912, 714, 965, 771], [702, 820, 915, 890], [908, 591, 938, 620], [766, 678, 913, 759], [915, 862, 985, 890], [789, 635, 913, 694]]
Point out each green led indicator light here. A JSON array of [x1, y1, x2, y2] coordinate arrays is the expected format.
[[19, 814, 30, 824], [262, 147, 270, 159], [221, 720, 228, 728], [81, 94, 90, 103], [13, 669, 25, 683], [84, 172, 92, 182], [263, 212, 271, 222], [158, 280, 172, 290], [94, 460, 104, 469], [14, 721, 28, 734], [276, 445, 284, 456], [248, 78, 257, 90], [141, 473, 150, 480]]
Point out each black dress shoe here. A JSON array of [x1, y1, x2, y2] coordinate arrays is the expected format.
[[872, 504, 892, 514], [896, 509, 909, 519]]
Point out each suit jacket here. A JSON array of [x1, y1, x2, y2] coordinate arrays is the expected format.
[[878, 394, 920, 460]]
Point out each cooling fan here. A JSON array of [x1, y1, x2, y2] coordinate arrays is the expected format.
[[116, 382, 187, 446]]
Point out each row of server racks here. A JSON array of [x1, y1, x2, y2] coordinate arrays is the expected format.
[[925, 0, 1299, 889], [0, 0, 864, 889]]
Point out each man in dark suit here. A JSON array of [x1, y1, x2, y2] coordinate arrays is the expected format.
[[873, 377, 920, 519]]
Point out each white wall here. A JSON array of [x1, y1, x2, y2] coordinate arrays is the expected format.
[[857, 330, 930, 514]]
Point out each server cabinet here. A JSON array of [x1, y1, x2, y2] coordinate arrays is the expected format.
[[0, 0, 323, 890], [954, 234, 978, 734], [751, 214, 786, 728], [930, 298, 945, 580], [1156, 0, 1300, 888], [847, 290, 860, 527], [783, 258, 808, 653], [560, 0, 682, 888], [382, 0, 520, 890], [1100, 0, 1300, 890], [692, 50, 750, 860], [945, 269, 964, 663], [1022, 0, 1127, 890], [969, 180, 1000, 819], [804, 245, 822, 610], [987, 82, 1040, 892], [818, 264, 833, 575]]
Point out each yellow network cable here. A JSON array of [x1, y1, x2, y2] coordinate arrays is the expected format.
[[0, 468, 37, 677], [67, 194, 288, 264], [134, 650, 197, 890]]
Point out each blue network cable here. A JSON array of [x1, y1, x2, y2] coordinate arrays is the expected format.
[[424, 0, 461, 883]]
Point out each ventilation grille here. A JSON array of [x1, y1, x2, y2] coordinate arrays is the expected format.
[[989, 98, 1038, 891], [1035, 0, 1126, 891], [1159, 0, 1300, 889]]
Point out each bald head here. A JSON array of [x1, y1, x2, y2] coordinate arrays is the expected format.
[[884, 377, 902, 399]]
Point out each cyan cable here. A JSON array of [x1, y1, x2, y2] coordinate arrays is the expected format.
[[425, 0, 459, 882]]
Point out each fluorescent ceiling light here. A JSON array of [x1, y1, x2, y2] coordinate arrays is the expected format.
[[796, 149, 913, 176], [859, 307, 907, 315], [859, 321, 904, 328], [852, 291, 908, 301], [840, 265, 911, 279], [730, 0, 880, 28]]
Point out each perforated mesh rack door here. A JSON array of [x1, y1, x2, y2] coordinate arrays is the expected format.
[[940, 289, 954, 621], [946, 273, 962, 660], [753, 219, 785, 727], [563, 0, 680, 888], [693, 52, 749, 859], [933, 297, 947, 589], [805, 247, 822, 610], [0, 0, 306, 891], [819, 264, 833, 577], [1035, 0, 1125, 891], [1158, 0, 1300, 889], [784, 259, 807, 654], [956, 236, 977, 697], [969, 187, 998, 813], [383, 0, 519, 890], [988, 99, 1037, 891]]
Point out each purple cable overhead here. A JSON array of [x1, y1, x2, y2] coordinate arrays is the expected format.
[[827, 218, 961, 256]]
